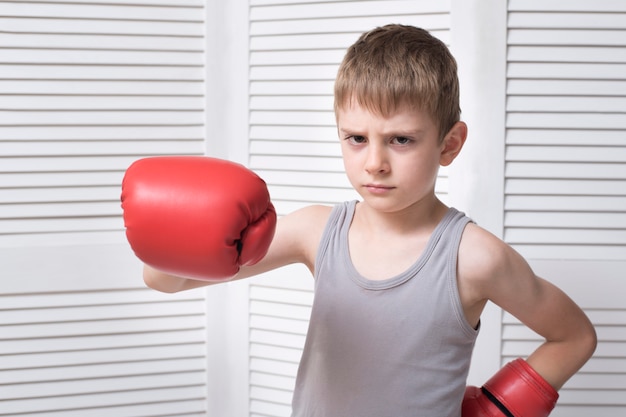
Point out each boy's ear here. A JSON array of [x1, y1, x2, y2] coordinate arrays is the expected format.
[[439, 121, 467, 166]]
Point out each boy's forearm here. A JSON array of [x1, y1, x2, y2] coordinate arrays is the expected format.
[[143, 264, 218, 293], [463, 327, 596, 417], [527, 327, 597, 390]]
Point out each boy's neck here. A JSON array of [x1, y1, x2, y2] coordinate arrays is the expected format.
[[355, 196, 449, 235], [348, 197, 450, 281]]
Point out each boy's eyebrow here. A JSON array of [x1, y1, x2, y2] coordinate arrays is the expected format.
[[338, 127, 425, 137], [338, 127, 359, 135]]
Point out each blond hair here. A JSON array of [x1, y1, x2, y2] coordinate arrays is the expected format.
[[334, 24, 460, 142]]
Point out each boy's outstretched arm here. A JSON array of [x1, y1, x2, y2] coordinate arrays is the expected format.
[[142, 204, 330, 293], [121, 156, 329, 293], [458, 224, 597, 416]]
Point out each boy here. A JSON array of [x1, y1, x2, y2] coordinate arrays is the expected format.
[[122, 25, 597, 417]]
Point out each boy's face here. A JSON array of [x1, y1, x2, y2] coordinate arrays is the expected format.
[[336, 101, 454, 214]]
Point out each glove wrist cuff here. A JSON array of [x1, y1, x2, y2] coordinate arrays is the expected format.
[[483, 358, 559, 417]]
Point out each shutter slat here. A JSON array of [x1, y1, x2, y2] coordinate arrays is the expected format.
[[250, 386, 292, 405], [0, 386, 207, 416], [268, 185, 360, 205], [1, 201, 121, 218], [507, 128, 624, 145], [250, 0, 450, 21], [251, 139, 340, 157], [0, 80, 204, 95], [251, 155, 344, 172], [508, 0, 626, 12], [0, 329, 206, 354], [0, 95, 204, 109], [508, 62, 626, 80], [507, 96, 626, 112], [251, 95, 333, 111], [3, 371, 206, 400], [0, 140, 201, 157], [251, 33, 361, 51], [508, 46, 626, 63], [0, 17, 203, 36], [0, 125, 204, 140], [250, 80, 334, 95], [509, 29, 626, 46], [251, 300, 311, 322], [1, 49, 203, 65], [16, 0, 203, 5], [0, 2, 203, 21], [250, 13, 450, 36], [250, 343, 305, 364], [2, 110, 203, 125], [1, 156, 154, 172], [0, 401, 206, 417], [0, 33, 203, 51], [505, 212, 626, 229], [510, 245, 624, 260], [0, 343, 206, 369], [250, 372, 295, 391], [509, 11, 626, 29], [251, 64, 338, 81], [258, 170, 351, 188], [251, 125, 337, 141], [506, 162, 626, 179], [250, 357, 300, 377], [250, 400, 292, 417], [507, 112, 626, 130], [505, 228, 626, 245], [250, 110, 336, 126], [1, 186, 120, 203], [506, 145, 626, 162], [505, 195, 626, 211], [506, 179, 626, 196], [0, 217, 122, 234]]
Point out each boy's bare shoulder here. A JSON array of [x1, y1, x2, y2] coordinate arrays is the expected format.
[[284, 204, 334, 244], [283, 204, 333, 229], [457, 222, 528, 294], [277, 204, 334, 267]]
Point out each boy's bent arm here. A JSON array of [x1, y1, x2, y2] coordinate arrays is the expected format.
[[143, 205, 331, 293], [522, 276, 597, 390], [458, 224, 597, 390]]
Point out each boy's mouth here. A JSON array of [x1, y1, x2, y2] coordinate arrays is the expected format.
[[364, 184, 394, 194]]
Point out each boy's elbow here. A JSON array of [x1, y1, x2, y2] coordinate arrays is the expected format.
[[143, 265, 185, 293], [143, 276, 174, 294], [571, 316, 598, 367], [582, 321, 598, 360]]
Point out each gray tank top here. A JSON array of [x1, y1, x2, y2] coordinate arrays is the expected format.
[[291, 200, 479, 417]]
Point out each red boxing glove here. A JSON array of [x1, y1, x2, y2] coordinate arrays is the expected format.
[[121, 156, 276, 280], [462, 359, 559, 417]]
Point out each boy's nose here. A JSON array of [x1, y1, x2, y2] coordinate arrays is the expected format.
[[364, 145, 389, 174]]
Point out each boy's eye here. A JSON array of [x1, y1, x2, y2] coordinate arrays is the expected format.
[[392, 136, 412, 145], [348, 135, 366, 144]]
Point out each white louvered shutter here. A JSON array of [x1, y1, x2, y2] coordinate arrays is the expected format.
[[0, 1, 208, 415], [0, 289, 208, 417], [505, 1, 626, 415], [246, 1, 453, 415]]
